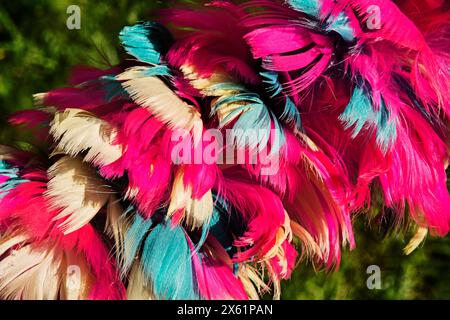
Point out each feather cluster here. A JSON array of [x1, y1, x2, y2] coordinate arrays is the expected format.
[[1, 0, 449, 300]]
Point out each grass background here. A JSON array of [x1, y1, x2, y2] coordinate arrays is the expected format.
[[0, 0, 449, 299]]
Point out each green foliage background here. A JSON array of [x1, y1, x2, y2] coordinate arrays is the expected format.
[[0, 0, 449, 299]]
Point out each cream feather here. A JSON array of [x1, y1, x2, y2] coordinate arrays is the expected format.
[[290, 220, 322, 260], [167, 169, 213, 230], [118, 70, 203, 145], [126, 262, 156, 300], [238, 264, 270, 300], [404, 226, 428, 255], [0, 145, 18, 161], [60, 249, 93, 300], [0, 233, 28, 257], [17, 247, 62, 300], [45, 156, 112, 234], [49, 108, 123, 166], [105, 198, 128, 264], [0, 233, 93, 300], [0, 241, 62, 300]]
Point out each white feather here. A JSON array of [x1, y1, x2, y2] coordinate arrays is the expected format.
[[45, 156, 112, 234], [104, 198, 128, 265], [127, 262, 156, 300], [118, 71, 203, 145], [167, 169, 213, 230], [50, 108, 123, 166]]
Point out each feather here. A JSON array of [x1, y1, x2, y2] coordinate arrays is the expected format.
[[286, 0, 321, 17], [104, 198, 128, 262], [140, 220, 199, 300], [403, 226, 428, 255], [339, 84, 397, 151], [119, 22, 173, 66], [379, 107, 450, 236], [260, 71, 302, 132], [192, 246, 248, 300], [178, 66, 285, 156], [163, 4, 260, 85], [211, 82, 285, 154], [49, 109, 123, 166], [0, 233, 93, 300], [119, 75, 203, 145], [0, 161, 28, 198], [121, 211, 154, 274], [0, 168, 125, 300], [59, 249, 94, 300], [221, 179, 293, 262], [242, 5, 334, 95], [238, 264, 271, 300], [45, 156, 112, 234], [0, 243, 57, 300], [127, 262, 156, 300], [167, 169, 213, 231], [8, 109, 52, 128]]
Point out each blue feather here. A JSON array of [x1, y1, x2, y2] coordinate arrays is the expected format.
[[141, 220, 199, 300], [287, 0, 355, 42], [96, 75, 129, 102], [211, 83, 285, 155], [327, 12, 355, 42], [122, 210, 154, 273], [374, 98, 397, 150], [141, 65, 171, 77], [119, 22, 173, 65], [0, 161, 27, 199], [260, 71, 283, 98], [339, 85, 397, 152], [261, 71, 302, 132], [288, 0, 321, 17], [123, 212, 199, 299]]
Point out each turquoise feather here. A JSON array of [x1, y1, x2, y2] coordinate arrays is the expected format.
[[287, 0, 355, 42], [119, 22, 173, 65], [122, 210, 154, 273], [211, 83, 285, 155], [0, 161, 27, 198], [288, 0, 321, 17], [261, 71, 302, 132], [327, 12, 355, 42], [123, 212, 199, 299], [339, 85, 397, 152], [141, 220, 199, 300]]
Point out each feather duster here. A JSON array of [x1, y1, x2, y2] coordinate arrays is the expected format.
[[1, 0, 449, 300]]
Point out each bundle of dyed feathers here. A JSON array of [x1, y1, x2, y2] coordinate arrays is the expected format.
[[1, 0, 449, 300]]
